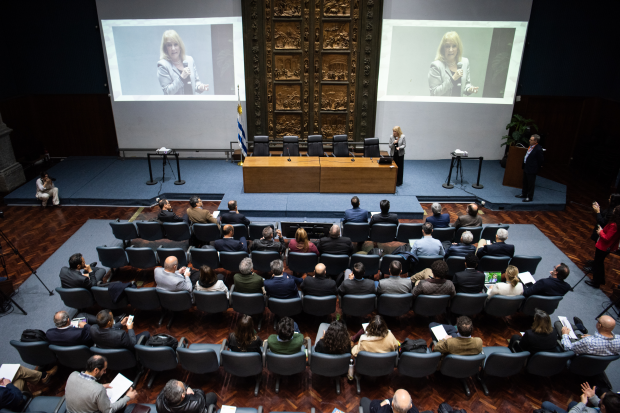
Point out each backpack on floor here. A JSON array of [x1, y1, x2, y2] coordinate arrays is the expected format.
[[146, 334, 178, 350], [21, 329, 48, 342]]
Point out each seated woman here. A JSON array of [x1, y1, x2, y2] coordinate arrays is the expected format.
[[351, 315, 400, 357], [267, 317, 305, 355], [509, 309, 558, 354], [314, 321, 351, 354], [195, 265, 229, 297], [288, 228, 319, 255], [227, 314, 263, 354], [487, 265, 523, 299]]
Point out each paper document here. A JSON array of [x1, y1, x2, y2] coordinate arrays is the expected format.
[[518, 271, 536, 285], [409, 239, 415, 249], [106, 373, 133, 403], [558, 316, 578, 340], [370, 212, 380, 216], [221, 406, 237, 413], [431, 325, 449, 341], [520, 332, 525, 336], [212, 211, 220, 218], [0, 364, 20, 382], [71, 317, 86, 327], [362, 323, 369, 331]]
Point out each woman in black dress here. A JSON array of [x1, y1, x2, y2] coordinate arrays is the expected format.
[[228, 315, 263, 354], [509, 309, 558, 354]]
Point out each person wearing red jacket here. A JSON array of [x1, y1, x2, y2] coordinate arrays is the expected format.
[[587, 205, 620, 288]]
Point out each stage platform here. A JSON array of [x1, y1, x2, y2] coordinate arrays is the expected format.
[[5, 156, 566, 217]]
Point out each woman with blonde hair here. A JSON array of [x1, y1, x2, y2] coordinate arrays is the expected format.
[[157, 29, 209, 95], [508, 309, 557, 354], [287, 227, 319, 255], [389, 126, 406, 186], [486, 265, 524, 298], [428, 31, 479, 97], [351, 315, 400, 357]]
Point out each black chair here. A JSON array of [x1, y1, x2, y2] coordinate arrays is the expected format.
[[96, 246, 128, 279], [10, 340, 56, 367], [163, 222, 191, 241], [370, 223, 397, 243], [220, 251, 250, 273], [134, 343, 179, 388], [480, 224, 510, 242], [484, 295, 525, 317], [509, 255, 543, 275], [568, 354, 620, 378], [351, 254, 381, 279], [189, 247, 219, 270], [342, 222, 370, 243], [135, 221, 164, 241], [526, 351, 575, 377], [230, 224, 249, 240], [521, 295, 563, 316], [221, 346, 265, 396], [477, 346, 529, 395], [252, 135, 271, 156], [307, 135, 326, 157], [91, 286, 128, 310], [396, 223, 423, 243], [440, 353, 486, 396], [412, 295, 451, 317], [192, 223, 221, 244], [156, 247, 188, 268], [310, 351, 350, 394], [332, 135, 352, 157], [319, 254, 350, 278], [195, 291, 229, 314], [431, 227, 456, 243], [126, 247, 159, 269], [249, 223, 275, 241], [446, 256, 466, 278], [49, 345, 92, 370], [450, 293, 488, 316], [265, 338, 311, 393], [281, 135, 300, 157], [177, 337, 224, 377], [251, 251, 281, 273], [413, 255, 443, 274], [125, 287, 162, 311], [340, 294, 376, 318], [302, 295, 337, 317], [268, 295, 303, 329], [90, 346, 143, 384], [156, 290, 193, 329], [55, 287, 94, 311], [380, 255, 409, 277], [288, 252, 318, 274], [230, 285, 265, 330], [354, 351, 398, 394], [109, 221, 139, 248], [397, 351, 441, 378], [453, 226, 483, 243], [21, 395, 66, 413], [477, 256, 511, 273], [377, 293, 413, 317], [363, 137, 380, 157]]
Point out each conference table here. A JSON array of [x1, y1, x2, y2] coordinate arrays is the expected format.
[[243, 156, 397, 193]]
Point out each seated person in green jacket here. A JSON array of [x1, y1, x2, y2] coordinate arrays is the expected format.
[[233, 257, 265, 294], [267, 316, 305, 355]]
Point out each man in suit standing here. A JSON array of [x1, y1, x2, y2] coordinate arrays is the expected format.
[[300, 263, 337, 296], [476, 228, 515, 259], [316, 225, 354, 256], [452, 254, 485, 294], [214, 225, 247, 252], [523, 263, 571, 297], [338, 262, 375, 295], [59, 253, 106, 289], [46, 310, 92, 346], [90, 310, 151, 350], [343, 196, 370, 224], [452, 204, 482, 231], [425, 203, 450, 229], [220, 200, 251, 226], [264, 259, 302, 299], [445, 231, 476, 259], [377, 261, 412, 294], [516, 134, 544, 202], [412, 222, 445, 257], [250, 226, 285, 255], [157, 199, 183, 222], [369, 200, 399, 226], [187, 195, 220, 228]]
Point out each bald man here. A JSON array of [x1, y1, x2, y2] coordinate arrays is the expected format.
[[154, 256, 199, 294], [558, 315, 620, 356], [300, 263, 337, 296], [316, 225, 353, 256], [360, 389, 419, 413], [452, 203, 482, 231]]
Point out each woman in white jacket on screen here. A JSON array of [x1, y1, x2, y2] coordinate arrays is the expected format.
[[157, 30, 209, 95], [428, 31, 479, 97]]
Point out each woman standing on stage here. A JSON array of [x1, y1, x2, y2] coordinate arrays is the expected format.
[[586, 205, 620, 289], [389, 126, 406, 186]]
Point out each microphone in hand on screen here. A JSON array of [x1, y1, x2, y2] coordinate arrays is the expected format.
[[182, 61, 191, 85], [456, 62, 463, 86]]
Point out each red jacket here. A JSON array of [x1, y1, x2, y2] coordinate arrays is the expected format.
[[596, 222, 619, 252]]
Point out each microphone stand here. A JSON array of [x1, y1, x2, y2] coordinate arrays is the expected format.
[[286, 147, 291, 162]]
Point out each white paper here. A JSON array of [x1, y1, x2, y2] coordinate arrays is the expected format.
[[520, 332, 525, 336], [0, 364, 20, 382], [362, 323, 369, 331], [558, 316, 578, 340], [221, 406, 237, 413], [370, 212, 380, 216], [431, 325, 449, 341], [409, 239, 415, 249], [106, 373, 133, 403], [212, 211, 220, 218], [518, 271, 536, 285], [71, 317, 86, 327]]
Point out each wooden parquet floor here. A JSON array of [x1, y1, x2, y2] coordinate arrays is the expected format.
[[1, 166, 618, 413]]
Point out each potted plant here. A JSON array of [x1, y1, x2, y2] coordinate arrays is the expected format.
[[500, 114, 538, 168]]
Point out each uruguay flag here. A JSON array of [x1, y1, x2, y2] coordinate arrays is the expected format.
[[237, 86, 248, 158]]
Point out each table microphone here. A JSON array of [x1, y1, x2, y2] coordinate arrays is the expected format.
[[351, 151, 355, 162], [286, 147, 291, 162]]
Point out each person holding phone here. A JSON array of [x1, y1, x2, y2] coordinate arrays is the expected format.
[[586, 205, 620, 288], [157, 30, 209, 95]]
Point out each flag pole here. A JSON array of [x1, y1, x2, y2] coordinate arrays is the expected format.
[[237, 85, 245, 166]]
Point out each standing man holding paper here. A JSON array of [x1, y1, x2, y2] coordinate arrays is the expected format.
[[0, 365, 57, 410]]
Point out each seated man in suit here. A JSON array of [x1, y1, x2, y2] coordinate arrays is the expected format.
[[369, 199, 399, 226], [300, 263, 337, 296], [233, 257, 265, 294], [90, 310, 150, 350], [452, 254, 485, 294], [445, 230, 476, 259], [0, 365, 57, 411], [523, 263, 571, 297], [214, 225, 247, 252], [338, 262, 375, 296], [220, 200, 251, 226], [264, 259, 302, 299], [250, 226, 285, 255], [425, 202, 450, 229], [412, 260, 455, 297], [59, 253, 106, 289], [267, 317, 305, 355], [452, 203, 482, 231], [343, 196, 370, 224], [377, 261, 412, 294], [155, 256, 198, 295], [157, 198, 183, 222], [412, 222, 445, 257], [187, 195, 220, 228], [431, 316, 483, 361], [557, 315, 620, 356], [156, 379, 217, 413], [316, 224, 354, 256], [46, 310, 92, 346], [360, 389, 419, 413], [477, 228, 515, 259]]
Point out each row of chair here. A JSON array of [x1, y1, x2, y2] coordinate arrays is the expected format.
[[252, 135, 373, 158]]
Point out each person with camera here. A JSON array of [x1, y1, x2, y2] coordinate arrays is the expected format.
[[35, 171, 59, 207], [156, 379, 217, 413]]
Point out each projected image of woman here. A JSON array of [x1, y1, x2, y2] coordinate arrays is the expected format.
[[157, 30, 209, 95], [428, 31, 479, 97]]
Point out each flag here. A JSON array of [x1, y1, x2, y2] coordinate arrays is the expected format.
[[237, 87, 248, 157]]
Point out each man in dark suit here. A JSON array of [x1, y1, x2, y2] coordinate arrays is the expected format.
[[157, 199, 183, 222], [59, 253, 106, 289], [264, 259, 302, 299], [369, 200, 399, 226], [316, 224, 354, 255], [90, 310, 151, 350], [250, 226, 285, 255], [214, 225, 247, 252], [445, 230, 476, 259], [300, 263, 337, 296], [338, 262, 375, 295], [516, 134, 544, 202], [452, 204, 482, 231], [425, 202, 450, 229], [46, 310, 93, 346], [220, 200, 251, 225], [343, 196, 370, 224], [524, 263, 571, 297], [476, 228, 515, 259], [452, 254, 485, 294]]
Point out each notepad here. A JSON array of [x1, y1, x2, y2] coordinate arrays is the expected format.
[[0, 364, 20, 382], [370, 212, 380, 216], [221, 406, 237, 413], [558, 316, 578, 340], [431, 325, 449, 341], [106, 373, 133, 403], [212, 211, 220, 218], [518, 271, 536, 285], [362, 323, 368, 331]]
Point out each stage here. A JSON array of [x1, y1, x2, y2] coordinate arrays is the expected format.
[[5, 156, 566, 217]]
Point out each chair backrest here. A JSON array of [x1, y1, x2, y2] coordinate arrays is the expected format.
[[162, 222, 191, 241], [450, 293, 488, 316], [222, 349, 263, 376], [440, 353, 486, 378], [397, 352, 441, 378], [370, 223, 397, 243], [55, 287, 94, 309], [96, 246, 128, 269], [156, 248, 188, 268], [135, 344, 179, 371], [266, 348, 307, 375], [90, 346, 138, 370], [194, 291, 229, 314], [10, 340, 56, 367], [380, 254, 410, 277], [310, 351, 351, 377], [509, 255, 542, 275], [480, 224, 510, 242], [446, 256, 466, 277], [414, 255, 444, 274], [342, 222, 370, 243], [219, 251, 250, 273], [135, 221, 164, 241], [453, 226, 483, 243], [526, 351, 574, 376], [24, 395, 66, 413], [251, 250, 281, 273], [568, 354, 620, 377], [109, 222, 139, 242], [302, 295, 337, 316], [483, 348, 530, 377], [340, 294, 376, 317], [282, 135, 300, 156], [288, 252, 319, 274], [49, 345, 93, 370], [377, 293, 413, 317], [477, 256, 511, 273], [91, 286, 128, 310], [484, 295, 525, 317], [351, 254, 381, 278], [318, 254, 350, 276], [268, 296, 303, 318], [126, 247, 159, 269], [177, 345, 221, 374], [231, 291, 265, 316], [192, 223, 221, 243], [332, 135, 349, 157], [189, 248, 219, 270], [230, 224, 249, 240], [249, 223, 275, 241], [125, 287, 161, 310], [396, 223, 423, 243], [364, 137, 380, 157], [307, 135, 325, 156], [431, 227, 456, 243], [355, 351, 398, 377], [521, 295, 563, 316], [156, 290, 193, 312], [253, 135, 270, 156], [412, 295, 451, 317]]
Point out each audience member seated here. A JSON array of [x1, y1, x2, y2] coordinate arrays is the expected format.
[[59, 253, 106, 289], [214, 225, 247, 252], [194, 265, 228, 297], [452, 203, 482, 231], [187, 195, 219, 228], [412, 222, 445, 257], [157, 379, 217, 413], [155, 256, 198, 295], [0, 365, 57, 411], [360, 389, 419, 413], [344, 196, 370, 224], [508, 309, 557, 354], [412, 261, 455, 298], [219, 200, 251, 226], [487, 265, 523, 299], [431, 316, 483, 360], [316, 224, 354, 256], [338, 262, 375, 295], [369, 200, 399, 226], [314, 320, 352, 354], [542, 382, 620, 413], [46, 310, 92, 346], [476, 228, 515, 259], [288, 227, 319, 255], [377, 261, 412, 294], [250, 226, 285, 255], [90, 310, 151, 350], [65, 355, 137, 413], [228, 314, 263, 354], [523, 263, 571, 297], [425, 203, 450, 229], [233, 258, 265, 294], [300, 263, 337, 296], [452, 254, 485, 294], [445, 230, 476, 259], [267, 317, 305, 355], [157, 198, 183, 222], [264, 259, 302, 299], [36, 171, 60, 208], [558, 315, 620, 355], [351, 315, 400, 357]]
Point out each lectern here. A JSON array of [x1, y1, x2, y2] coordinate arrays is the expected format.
[[502, 146, 527, 189]]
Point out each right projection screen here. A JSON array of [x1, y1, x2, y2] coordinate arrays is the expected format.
[[376, 0, 532, 160]]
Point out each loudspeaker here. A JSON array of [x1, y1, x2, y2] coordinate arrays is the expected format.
[[0, 278, 14, 297]]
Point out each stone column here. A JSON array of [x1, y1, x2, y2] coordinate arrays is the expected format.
[[0, 112, 26, 192]]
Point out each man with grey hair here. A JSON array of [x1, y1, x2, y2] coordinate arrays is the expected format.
[[264, 259, 302, 299], [316, 224, 353, 255], [154, 256, 198, 294], [233, 257, 265, 294], [360, 389, 419, 413], [156, 379, 217, 413], [250, 226, 285, 255], [477, 228, 515, 259], [46, 310, 93, 346], [445, 230, 477, 259], [425, 202, 450, 229]]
